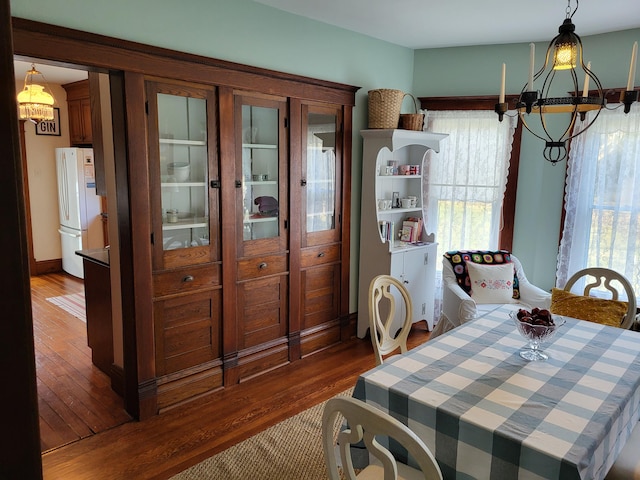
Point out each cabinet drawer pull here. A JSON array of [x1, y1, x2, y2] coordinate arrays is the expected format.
[[258, 262, 268, 270], [317, 252, 325, 258], [182, 275, 194, 283]]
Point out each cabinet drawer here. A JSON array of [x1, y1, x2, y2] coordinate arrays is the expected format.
[[237, 254, 287, 281], [301, 244, 340, 268], [154, 264, 221, 297]]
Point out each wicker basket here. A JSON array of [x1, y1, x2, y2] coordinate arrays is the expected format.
[[368, 89, 404, 129], [399, 94, 424, 131]]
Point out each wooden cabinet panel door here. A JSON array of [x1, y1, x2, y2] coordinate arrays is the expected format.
[[146, 78, 223, 411], [232, 92, 290, 380], [297, 102, 345, 356]]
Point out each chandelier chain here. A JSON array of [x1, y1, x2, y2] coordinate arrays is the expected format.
[[566, 0, 578, 20]]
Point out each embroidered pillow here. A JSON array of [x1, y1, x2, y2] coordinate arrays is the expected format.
[[550, 288, 628, 328], [466, 262, 515, 304], [444, 249, 520, 299]]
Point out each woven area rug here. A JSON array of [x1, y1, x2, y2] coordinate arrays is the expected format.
[[46, 292, 86, 322], [171, 387, 354, 480]]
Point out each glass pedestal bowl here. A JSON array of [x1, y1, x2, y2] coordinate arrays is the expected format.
[[510, 310, 565, 361]]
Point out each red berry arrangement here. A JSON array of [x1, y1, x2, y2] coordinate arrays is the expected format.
[[516, 307, 555, 326], [515, 308, 557, 339]]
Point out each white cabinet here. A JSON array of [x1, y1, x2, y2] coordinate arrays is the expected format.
[[389, 244, 437, 331], [357, 129, 447, 338]]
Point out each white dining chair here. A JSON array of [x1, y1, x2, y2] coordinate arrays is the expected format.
[[322, 396, 443, 480], [368, 275, 413, 366], [605, 422, 640, 479]]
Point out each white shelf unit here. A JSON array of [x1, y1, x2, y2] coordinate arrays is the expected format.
[[357, 129, 447, 338]]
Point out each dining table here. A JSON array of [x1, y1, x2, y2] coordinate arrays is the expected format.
[[353, 304, 640, 480]]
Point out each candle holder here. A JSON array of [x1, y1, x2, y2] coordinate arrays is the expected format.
[[622, 89, 639, 114], [494, 102, 508, 122], [517, 91, 539, 115]]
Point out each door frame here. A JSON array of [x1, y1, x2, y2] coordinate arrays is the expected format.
[[0, 0, 43, 477], [12, 21, 143, 419]]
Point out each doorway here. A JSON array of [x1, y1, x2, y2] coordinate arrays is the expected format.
[[15, 58, 130, 452]]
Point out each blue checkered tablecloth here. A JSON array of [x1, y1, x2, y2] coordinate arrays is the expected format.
[[353, 305, 640, 480]]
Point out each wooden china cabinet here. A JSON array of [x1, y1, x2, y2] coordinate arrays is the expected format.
[[144, 80, 354, 411]]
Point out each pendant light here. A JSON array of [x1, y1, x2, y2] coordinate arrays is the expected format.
[[495, 0, 638, 164], [17, 63, 56, 123]]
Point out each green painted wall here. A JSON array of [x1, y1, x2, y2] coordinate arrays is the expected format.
[[413, 28, 640, 291], [11, 0, 639, 304]]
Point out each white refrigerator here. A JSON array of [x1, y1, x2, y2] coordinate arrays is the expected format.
[[55, 148, 103, 279]]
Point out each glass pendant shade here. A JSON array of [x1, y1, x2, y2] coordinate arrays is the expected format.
[[553, 41, 577, 70], [552, 18, 578, 70], [17, 65, 56, 122]]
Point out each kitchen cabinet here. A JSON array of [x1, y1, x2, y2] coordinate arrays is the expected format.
[[76, 249, 113, 377], [357, 129, 447, 338], [63, 79, 92, 145]]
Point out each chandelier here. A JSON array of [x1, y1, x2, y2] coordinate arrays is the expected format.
[[17, 63, 56, 123], [495, 0, 638, 164]]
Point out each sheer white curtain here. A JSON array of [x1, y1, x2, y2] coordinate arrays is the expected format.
[[557, 106, 640, 301], [424, 110, 517, 317]]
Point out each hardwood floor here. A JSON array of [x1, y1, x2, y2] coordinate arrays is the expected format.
[[40, 312, 431, 479], [31, 272, 132, 453]]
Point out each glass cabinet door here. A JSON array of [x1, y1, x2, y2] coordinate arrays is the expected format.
[[302, 103, 342, 247], [235, 94, 287, 256], [147, 81, 218, 268]]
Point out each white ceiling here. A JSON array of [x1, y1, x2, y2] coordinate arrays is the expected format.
[[254, 0, 640, 49], [14, 60, 87, 88]]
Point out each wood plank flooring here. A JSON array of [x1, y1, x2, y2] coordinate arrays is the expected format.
[[40, 311, 431, 479], [31, 272, 132, 453]]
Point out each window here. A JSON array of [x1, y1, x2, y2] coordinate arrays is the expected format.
[[557, 106, 640, 301], [424, 110, 516, 253], [420, 101, 518, 317]]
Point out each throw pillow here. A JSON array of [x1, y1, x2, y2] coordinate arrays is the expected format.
[[550, 288, 628, 327], [466, 262, 515, 304], [443, 250, 521, 299]]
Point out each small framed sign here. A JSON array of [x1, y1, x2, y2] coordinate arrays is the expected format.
[[34, 107, 61, 136], [392, 191, 400, 208]]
